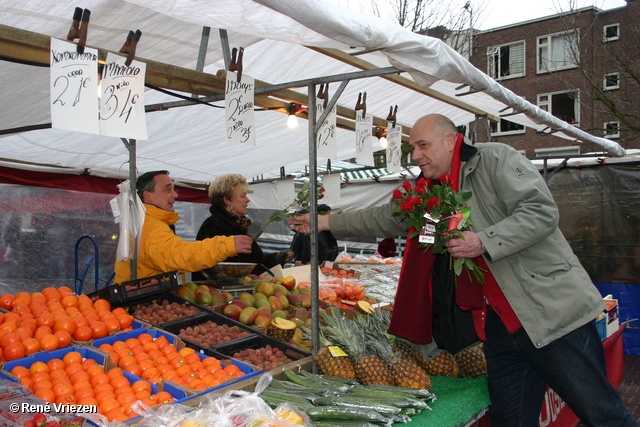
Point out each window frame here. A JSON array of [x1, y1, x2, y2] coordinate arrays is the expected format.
[[486, 40, 526, 81], [603, 121, 620, 139], [603, 72, 620, 91], [537, 29, 580, 74], [537, 90, 581, 126], [490, 118, 527, 136], [603, 23, 620, 42]]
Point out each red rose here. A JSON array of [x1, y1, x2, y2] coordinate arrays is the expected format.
[[319, 187, 325, 192], [439, 174, 452, 185], [412, 196, 422, 206], [427, 197, 440, 209], [415, 186, 425, 195], [402, 181, 413, 192], [393, 189, 403, 200], [417, 178, 428, 187], [400, 201, 414, 211]]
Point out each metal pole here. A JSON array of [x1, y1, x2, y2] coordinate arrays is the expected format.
[[122, 137, 137, 281], [192, 26, 210, 98], [308, 83, 320, 373]]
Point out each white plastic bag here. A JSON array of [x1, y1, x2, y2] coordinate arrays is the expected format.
[[111, 179, 146, 262]]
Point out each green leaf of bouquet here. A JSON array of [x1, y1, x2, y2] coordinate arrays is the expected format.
[[454, 257, 464, 276]]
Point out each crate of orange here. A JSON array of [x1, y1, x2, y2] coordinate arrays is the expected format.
[[89, 328, 260, 398], [0, 287, 138, 363], [1, 345, 185, 422]]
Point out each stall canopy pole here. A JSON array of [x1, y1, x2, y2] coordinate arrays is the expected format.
[[122, 137, 137, 280], [307, 83, 319, 372]]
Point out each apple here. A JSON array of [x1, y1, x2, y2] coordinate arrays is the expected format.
[[176, 286, 196, 302], [287, 294, 302, 307], [195, 290, 213, 306], [272, 310, 287, 319], [227, 299, 248, 310], [299, 294, 311, 308], [268, 295, 284, 312], [254, 298, 272, 311], [257, 306, 272, 315], [223, 304, 242, 321], [254, 312, 274, 328], [281, 276, 296, 291], [255, 281, 275, 297], [273, 293, 289, 310], [239, 307, 258, 325], [221, 291, 234, 303], [238, 292, 256, 307], [184, 282, 199, 293]]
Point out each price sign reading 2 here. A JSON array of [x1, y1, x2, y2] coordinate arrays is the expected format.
[[52, 74, 92, 107]]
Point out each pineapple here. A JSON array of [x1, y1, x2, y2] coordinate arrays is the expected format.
[[321, 308, 394, 386], [266, 317, 297, 342], [455, 342, 488, 378], [301, 326, 356, 380], [360, 311, 432, 390], [393, 338, 460, 378]]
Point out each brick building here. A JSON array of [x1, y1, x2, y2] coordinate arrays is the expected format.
[[468, 1, 640, 157]]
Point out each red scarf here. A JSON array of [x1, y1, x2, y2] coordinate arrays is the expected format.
[[388, 134, 491, 344]]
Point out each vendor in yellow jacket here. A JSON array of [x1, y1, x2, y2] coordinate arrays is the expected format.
[[114, 170, 253, 284]]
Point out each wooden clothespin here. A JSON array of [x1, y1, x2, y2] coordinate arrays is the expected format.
[[387, 105, 398, 129], [67, 8, 90, 54], [119, 30, 142, 67], [326, 159, 332, 173], [229, 47, 244, 83], [67, 7, 83, 42], [355, 92, 367, 119], [317, 84, 329, 109]]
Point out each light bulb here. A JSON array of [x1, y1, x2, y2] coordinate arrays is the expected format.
[[379, 136, 388, 149], [97, 79, 102, 99], [287, 114, 299, 129]]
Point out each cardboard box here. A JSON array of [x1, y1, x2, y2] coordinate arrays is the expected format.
[[280, 264, 323, 284], [604, 298, 619, 338]]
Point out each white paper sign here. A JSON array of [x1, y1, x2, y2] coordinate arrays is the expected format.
[[276, 178, 296, 209], [321, 173, 341, 206], [386, 123, 403, 173], [355, 113, 374, 166], [50, 38, 100, 134], [225, 72, 255, 145], [316, 102, 337, 160], [99, 53, 147, 140]]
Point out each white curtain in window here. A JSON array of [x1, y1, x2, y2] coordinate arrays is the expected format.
[[550, 33, 577, 68], [508, 43, 525, 75]]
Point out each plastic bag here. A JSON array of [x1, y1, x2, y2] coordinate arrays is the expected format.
[[334, 245, 352, 262], [111, 179, 146, 262]]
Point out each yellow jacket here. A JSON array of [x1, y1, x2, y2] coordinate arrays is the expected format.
[[114, 204, 237, 284]]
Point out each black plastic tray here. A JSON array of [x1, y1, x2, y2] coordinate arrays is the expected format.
[[159, 311, 258, 353], [211, 332, 310, 360], [88, 271, 180, 304], [110, 291, 204, 327]]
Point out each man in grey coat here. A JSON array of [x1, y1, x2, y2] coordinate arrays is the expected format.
[[289, 114, 637, 427]]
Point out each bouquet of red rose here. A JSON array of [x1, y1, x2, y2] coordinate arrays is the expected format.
[[392, 174, 486, 284]]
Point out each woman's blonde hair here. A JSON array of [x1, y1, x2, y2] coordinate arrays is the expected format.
[[208, 173, 253, 201]]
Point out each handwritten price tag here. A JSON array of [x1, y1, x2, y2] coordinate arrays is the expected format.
[[50, 38, 99, 134], [355, 113, 374, 166], [225, 72, 255, 145], [386, 123, 402, 173], [316, 102, 337, 160], [99, 53, 147, 140]]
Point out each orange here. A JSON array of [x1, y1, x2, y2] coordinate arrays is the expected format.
[[54, 330, 72, 348], [212, 370, 229, 380], [99, 398, 120, 415], [64, 363, 84, 377], [53, 317, 76, 335], [4, 313, 20, 324], [175, 364, 192, 376], [10, 365, 30, 379], [4, 341, 25, 361], [90, 373, 110, 388], [118, 355, 137, 369], [52, 382, 74, 397], [111, 307, 128, 317], [154, 356, 169, 366], [131, 380, 152, 394], [105, 407, 125, 422], [95, 390, 117, 403], [81, 358, 97, 370], [123, 364, 141, 377], [90, 321, 108, 339], [113, 385, 134, 396], [108, 352, 121, 365], [55, 393, 76, 405], [224, 364, 241, 375], [77, 396, 99, 407], [93, 382, 114, 395], [39, 334, 60, 351], [34, 326, 54, 340], [74, 386, 95, 401], [73, 380, 92, 392], [129, 345, 145, 355], [34, 388, 56, 403], [20, 318, 37, 333], [0, 332, 20, 349], [142, 342, 159, 352], [124, 338, 140, 348], [189, 361, 204, 372], [184, 353, 200, 364], [156, 363, 173, 374], [32, 380, 53, 392], [161, 369, 178, 381], [137, 359, 154, 372], [160, 345, 177, 355], [191, 382, 207, 391], [115, 348, 133, 359], [61, 296, 78, 309], [170, 358, 186, 369], [0, 294, 15, 310], [73, 325, 93, 342], [52, 375, 72, 386], [180, 372, 196, 384], [206, 378, 223, 388], [63, 351, 83, 366], [155, 335, 170, 347], [85, 364, 105, 377], [178, 347, 196, 357], [31, 371, 51, 382], [110, 375, 130, 390], [70, 370, 90, 384], [116, 391, 136, 406], [20, 377, 33, 389], [49, 370, 69, 381], [48, 358, 66, 372], [103, 318, 121, 333], [134, 352, 151, 363], [141, 368, 160, 381], [98, 343, 114, 353], [106, 367, 125, 380]]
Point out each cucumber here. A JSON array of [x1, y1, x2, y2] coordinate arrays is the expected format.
[[388, 414, 412, 423], [312, 422, 378, 427], [259, 394, 315, 411], [305, 406, 391, 424], [350, 391, 428, 409], [260, 389, 315, 408], [359, 384, 435, 399], [282, 368, 350, 393], [268, 379, 326, 394], [299, 370, 359, 385], [313, 396, 401, 415]]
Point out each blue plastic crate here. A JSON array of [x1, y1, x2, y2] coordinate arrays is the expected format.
[[90, 327, 179, 348], [3, 345, 107, 374]]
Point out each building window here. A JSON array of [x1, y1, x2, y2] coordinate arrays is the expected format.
[[490, 118, 526, 135], [537, 91, 580, 125], [487, 41, 525, 80], [603, 23, 619, 42], [603, 73, 620, 90], [537, 30, 579, 73], [604, 121, 620, 138]]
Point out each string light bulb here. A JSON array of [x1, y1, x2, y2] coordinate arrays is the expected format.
[[379, 135, 388, 148], [374, 126, 388, 148], [287, 114, 298, 129]]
